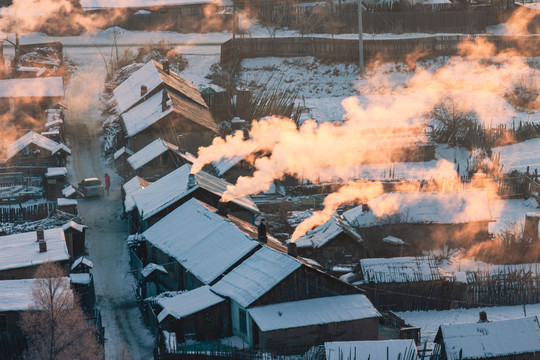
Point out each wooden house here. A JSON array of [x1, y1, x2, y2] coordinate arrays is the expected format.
[[325, 339, 418, 360], [432, 316, 540, 360], [127, 163, 259, 232], [149, 285, 230, 342], [126, 138, 187, 180], [62, 221, 87, 259], [247, 295, 380, 354], [1, 131, 71, 176], [210, 245, 364, 349], [115, 60, 218, 154], [141, 198, 259, 293], [0, 227, 70, 280]]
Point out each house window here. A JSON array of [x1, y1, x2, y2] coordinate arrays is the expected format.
[[0, 314, 7, 331], [238, 308, 247, 335]]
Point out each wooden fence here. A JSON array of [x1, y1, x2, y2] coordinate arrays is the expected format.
[[220, 35, 540, 67], [0, 201, 56, 222]]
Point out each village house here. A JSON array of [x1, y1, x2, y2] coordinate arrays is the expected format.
[[324, 339, 418, 360], [139, 198, 259, 295], [125, 163, 259, 232], [114, 60, 218, 154], [1, 131, 71, 176], [344, 257, 465, 311], [126, 138, 187, 180], [79, 0, 230, 32], [0, 227, 70, 280], [432, 316, 540, 360]]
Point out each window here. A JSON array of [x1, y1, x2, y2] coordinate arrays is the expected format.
[[0, 314, 7, 331], [238, 308, 247, 335]]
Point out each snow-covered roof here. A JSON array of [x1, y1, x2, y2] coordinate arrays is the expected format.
[[121, 87, 217, 137], [45, 167, 67, 178], [157, 285, 225, 323], [435, 317, 540, 360], [211, 246, 301, 308], [69, 273, 92, 285], [123, 176, 151, 212], [57, 198, 78, 207], [5, 131, 71, 162], [62, 185, 76, 198], [0, 228, 70, 272], [113, 146, 134, 160], [210, 155, 246, 176], [62, 221, 87, 233], [295, 215, 362, 249], [114, 60, 208, 113], [343, 191, 493, 228], [0, 77, 64, 98], [383, 235, 408, 246], [81, 0, 219, 11], [127, 138, 179, 170], [142, 199, 258, 285], [359, 257, 441, 283], [141, 262, 168, 278], [71, 256, 93, 271], [325, 340, 418, 360], [0, 278, 71, 311], [248, 294, 380, 332], [132, 164, 258, 220]]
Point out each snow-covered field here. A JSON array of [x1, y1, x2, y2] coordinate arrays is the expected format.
[[494, 138, 540, 173]]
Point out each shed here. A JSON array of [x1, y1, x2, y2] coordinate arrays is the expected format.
[[248, 295, 380, 354], [152, 285, 230, 342], [44, 167, 67, 199], [433, 316, 540, 360], [70, 255, 93, 273], [57, 198, 78, 215]]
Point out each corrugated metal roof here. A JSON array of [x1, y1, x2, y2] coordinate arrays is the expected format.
[[143, 198, 258, 285], [359, 257, 441, 283], [211, 246, 301, 307], [437, 317, 540, 359], [249, 294, 381, 332], [325, 340, 417, 360], [157, 285, 225, 323]]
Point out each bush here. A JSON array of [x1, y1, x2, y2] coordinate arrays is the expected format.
[[505, 76, 540, 111]]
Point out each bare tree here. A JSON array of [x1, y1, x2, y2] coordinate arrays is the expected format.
[[20, 263, 103, 360]]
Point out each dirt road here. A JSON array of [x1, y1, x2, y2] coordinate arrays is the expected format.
[[64, 60, 154, 360]]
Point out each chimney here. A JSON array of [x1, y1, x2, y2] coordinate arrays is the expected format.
[[362, 203, 370, 212], [217, 200, 229, 217], [36, 227, 44, 242], [188, 174, 197, 189], [140, 85, 147, 97], [478, 311, 488, 323], [162, 89, 170, 112], [257, 218, 267, 243], [287, 242, 297, 258], [162, 59, 170, 74], [524, 213, 540, 243]]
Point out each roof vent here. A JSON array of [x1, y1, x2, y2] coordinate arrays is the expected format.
[[141, 85, 147, 97], [36, 227, 44, 242]]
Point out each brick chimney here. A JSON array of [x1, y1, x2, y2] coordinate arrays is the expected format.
[[162, 89, 171, 112], [524, 213, 540, 243], [36, 227, 44, 242], [140, 85, 147, 97], [287, 241, 297, 258], [162, 59, 170, 74], [39, 239, 47, 253]]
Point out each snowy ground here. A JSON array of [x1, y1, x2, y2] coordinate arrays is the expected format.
[[494, 138, 540, 174]]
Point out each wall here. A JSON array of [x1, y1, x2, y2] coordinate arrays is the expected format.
[[257, 317, 379, 355]]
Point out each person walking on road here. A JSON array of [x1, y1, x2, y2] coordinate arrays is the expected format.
[[104, 173, 111, 196]]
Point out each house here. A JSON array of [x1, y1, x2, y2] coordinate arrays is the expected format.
[[325, 339, 418, 360], [0, 227, 70, 280], [79, 0, 229, 32], [62, 221, 87, 259], [1, 131, 71, 176], [348, 257, 464, 311], [126, 138, 187, 180], [344, 191, 493, 252], [295, 215, 366, 268], [149, 285, 230, 342], [115, 60, 218, 153], [141, 198, 259, 292], [210, 245, 362, 347], [432, 316, 540, 360], [127, 163, 259, 232], [247, 295, 380, 354]]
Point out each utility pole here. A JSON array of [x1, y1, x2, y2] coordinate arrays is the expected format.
[[357, 0, 364, 72]]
